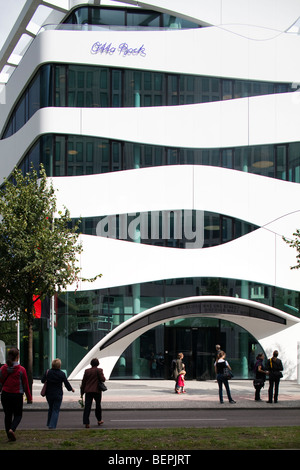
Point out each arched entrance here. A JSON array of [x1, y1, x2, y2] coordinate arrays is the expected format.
[[68, 296, 299, 380]]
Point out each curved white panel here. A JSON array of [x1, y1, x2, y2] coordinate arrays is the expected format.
[[70, 219, 300, 293], [68, 295, 300, 380], [131, 0, 300, 32], [3, 23, 300, 132], [51, 166, 300, 228], [2, 92, 300, 178], [1, 0, 300, 381]]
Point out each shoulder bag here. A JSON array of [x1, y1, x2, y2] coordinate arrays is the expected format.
[[97, 370, 107, 392], [40, 369, 49, 397], [223, 367, 233, 380]]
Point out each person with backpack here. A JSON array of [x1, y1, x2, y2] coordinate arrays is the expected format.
[[0, 347, 32, 441], [266, 350, 283, 403]]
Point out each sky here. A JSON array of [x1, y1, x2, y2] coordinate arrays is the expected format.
[[0, 0, 26, 50]]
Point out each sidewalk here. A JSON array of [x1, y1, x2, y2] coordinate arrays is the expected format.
[[30, 379, 300, 410]]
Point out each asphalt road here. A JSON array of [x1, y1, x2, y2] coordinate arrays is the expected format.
[[12, 408, 300, 430]]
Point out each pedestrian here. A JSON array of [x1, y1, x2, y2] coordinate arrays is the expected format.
[[0, 347, 32, 441], [214, 351, 236, 404], [266, 350, 283, 403], [215, 344, 221, 359], [177, 369, 186, 394], [253, 353, 268, 401], [41, 358, 74, 429], [80, 358, 106, 428], [172, 352, 184, 393]]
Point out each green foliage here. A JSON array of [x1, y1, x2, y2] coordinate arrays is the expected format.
[[283, 230, 300, 270], [0, 165, 100, 324]]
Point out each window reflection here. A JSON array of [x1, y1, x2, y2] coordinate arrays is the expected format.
[[1, 63, 294, 140], [18, 134, 300, 184]]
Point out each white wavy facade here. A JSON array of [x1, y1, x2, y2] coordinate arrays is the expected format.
[[1, 0, 300, 380]]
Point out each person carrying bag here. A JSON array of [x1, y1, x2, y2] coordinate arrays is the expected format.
[[266, 350, 283, 403], [80, 358, 106, 428]]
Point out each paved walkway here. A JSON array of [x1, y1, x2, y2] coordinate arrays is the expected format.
[[30, 379, 300, 410]]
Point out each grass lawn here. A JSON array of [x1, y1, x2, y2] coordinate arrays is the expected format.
[[0, 426, 299, 451]]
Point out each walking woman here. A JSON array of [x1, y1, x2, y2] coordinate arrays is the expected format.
[[214, 351, 236, 404], [80, 358, 106, 428], [41, 358, 74, 429], [0, 348, 32, 441]]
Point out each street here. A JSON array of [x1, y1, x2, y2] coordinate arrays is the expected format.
[[13, 407, 300, 430]]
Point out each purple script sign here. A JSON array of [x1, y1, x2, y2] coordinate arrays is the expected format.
[[91, 42, 146, 57]]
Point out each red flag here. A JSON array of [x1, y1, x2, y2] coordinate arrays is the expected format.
[[33, 295, 42, 318]]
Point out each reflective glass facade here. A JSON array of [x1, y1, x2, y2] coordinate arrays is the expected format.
[[72, 210, 258, 249], [63, 6, 201, 29], [2, 3, 299, 382], [19, 276, 298, 378], [18, 133, 300, 183], [1, 63, 293, 140]]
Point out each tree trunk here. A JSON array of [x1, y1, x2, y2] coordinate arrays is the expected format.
[[27, 317, 33, 395]]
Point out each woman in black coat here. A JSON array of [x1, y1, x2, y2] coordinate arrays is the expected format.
[[41, 358, 74, 429], [266, 350, 283, 403], [253, 353, 268, 401]]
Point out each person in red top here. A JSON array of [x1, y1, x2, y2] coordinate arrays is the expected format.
[[0, 347, 32, 441]]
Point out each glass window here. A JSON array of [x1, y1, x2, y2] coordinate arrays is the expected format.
[[222, 149, 233, 169], [275, 144, 287, 181], [222, 216, 233, 244], [28, 73, 41, 119], [222, 80, 233, 100], [96, 139, 110, 173], [204, 213, 220, 247], [250, 145, 274, 178], [112, 141, 122, 171], [40, 65, 53, 108], [54, 135, 65, 176], [92, 8, 124, 25], [127, 11, 160, 27], [72, 7, 89, 24], [40, 135, 53, 176], [288, 142, 300, 183], [234, 147, 249, 172], [14, 96, 26, 133], [167, 75, 178, 105], [112, 70, 122, 107]]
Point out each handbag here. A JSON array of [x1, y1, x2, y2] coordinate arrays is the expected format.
[[40, 369, 49, 397], [223, 367, 233, 379], [97, 369, 107, 392], [253, 378, 264, 388], [98, 381, 107, 392]]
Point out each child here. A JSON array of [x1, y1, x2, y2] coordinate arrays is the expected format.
[[176, 369, 186, 394]]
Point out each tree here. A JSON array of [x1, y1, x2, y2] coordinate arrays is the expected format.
[[283, 230, 300, 270], [0, 165, 101, 390]]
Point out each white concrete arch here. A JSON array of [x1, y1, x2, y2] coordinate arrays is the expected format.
[[68, 296, 300, 381]]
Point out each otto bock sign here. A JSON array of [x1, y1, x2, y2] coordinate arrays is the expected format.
[[91, 41, 146, 57]]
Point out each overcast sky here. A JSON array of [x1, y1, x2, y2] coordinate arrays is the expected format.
[[0, 0, 26, 50]]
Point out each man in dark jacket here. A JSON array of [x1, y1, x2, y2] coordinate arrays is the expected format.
[[266, 350, 283, 403]]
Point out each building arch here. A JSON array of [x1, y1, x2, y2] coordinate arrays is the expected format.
[[68, 296, 300, 380]]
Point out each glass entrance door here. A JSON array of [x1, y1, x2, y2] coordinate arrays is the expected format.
[[164, 326, 221, 380]]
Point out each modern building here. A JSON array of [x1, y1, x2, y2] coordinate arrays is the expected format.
[[1, 0, 300, 381]]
